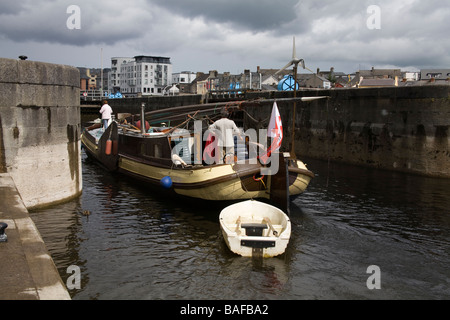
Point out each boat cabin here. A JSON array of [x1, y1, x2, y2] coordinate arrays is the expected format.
[[117, 127, 253, 169]]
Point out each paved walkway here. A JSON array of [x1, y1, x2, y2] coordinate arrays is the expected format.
[[0, 173, 70, 300]]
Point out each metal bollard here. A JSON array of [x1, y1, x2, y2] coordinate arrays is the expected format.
[[0, 222, 8, 242]]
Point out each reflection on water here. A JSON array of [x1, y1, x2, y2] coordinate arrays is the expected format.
[[30, 151, 450, 300]]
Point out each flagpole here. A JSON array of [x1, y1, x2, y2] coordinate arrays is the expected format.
[[290, 63, 298, 159], [100, 48, 103, 98]]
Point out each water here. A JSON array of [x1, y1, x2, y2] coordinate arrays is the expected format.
[[30, 150, 450, 300]]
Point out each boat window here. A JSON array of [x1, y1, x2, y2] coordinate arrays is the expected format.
[[154, 144, 161, 158], [140, 143, 147, 156], [171, 137, 194, 165]]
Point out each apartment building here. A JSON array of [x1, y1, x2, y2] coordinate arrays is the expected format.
[[108, 55, 173, 96], [108, 57, 134, 93]]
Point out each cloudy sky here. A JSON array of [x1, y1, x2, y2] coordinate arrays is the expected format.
[[0, 0, 449, 74]]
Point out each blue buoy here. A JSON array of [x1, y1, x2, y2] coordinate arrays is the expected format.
[[160, 176, 172, 189]]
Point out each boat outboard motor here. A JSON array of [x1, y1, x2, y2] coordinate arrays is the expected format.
[[0, 222, 8, 242]]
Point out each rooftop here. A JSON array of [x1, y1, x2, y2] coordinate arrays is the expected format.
[[134, 55, 172, 64]]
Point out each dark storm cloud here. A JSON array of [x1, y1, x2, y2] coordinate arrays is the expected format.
[[0, 1, 153, 46], [0, 0, 448, 72], [150, 0, 301, 31], [0, 2, 23, 14]]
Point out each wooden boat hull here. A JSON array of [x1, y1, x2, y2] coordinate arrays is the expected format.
[[219, 200, 291, 258], [288, 160, 314, 196], [117, 154, 313, 201], [81, 122, 119, 172], [118, 155, 267, 200]]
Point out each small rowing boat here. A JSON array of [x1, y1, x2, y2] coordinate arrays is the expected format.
[[219, 200, 291, 258]]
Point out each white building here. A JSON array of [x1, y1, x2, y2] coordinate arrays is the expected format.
[[172, 71, 196, 84], [108, 55, 173, 96]]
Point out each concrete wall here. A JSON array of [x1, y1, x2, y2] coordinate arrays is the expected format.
[[0, 58, 81, 209]]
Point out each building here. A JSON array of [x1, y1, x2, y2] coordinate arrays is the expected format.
[[172, 71, 196, 95], [420, 69, 450, 81], [108, 55, 173, 96], [402, 72, 420, 82], [108, 57, 134, 94], [358, 78, 396, 88], [78, 67, 110, 91], [78, 67, 110, 100], [261, 75, 278, 88], [359, 67, 402, 80], [347, 67, 402, 87], [316, 67, 355, 88], [213, 70, 262, 92], [189, 69, 264, 95], [172, 71, 196, 85], [78, 68, 98, 91], [191, 71, 214, 95], [304, 74, 331, 89]]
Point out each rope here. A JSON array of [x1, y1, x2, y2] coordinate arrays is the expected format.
[[253, 174, 267, 190]]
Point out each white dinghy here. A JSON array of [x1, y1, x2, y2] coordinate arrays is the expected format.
[[219, 200, 291, 258]]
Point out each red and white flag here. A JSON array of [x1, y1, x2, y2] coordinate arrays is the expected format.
[[259, 102, 283, 164]]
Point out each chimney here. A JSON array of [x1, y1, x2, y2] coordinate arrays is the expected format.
[[317, 68, 320, 75]]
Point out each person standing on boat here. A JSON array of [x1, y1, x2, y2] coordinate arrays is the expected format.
[[99, 100, 113, 129], [209, 107, 242, 163]]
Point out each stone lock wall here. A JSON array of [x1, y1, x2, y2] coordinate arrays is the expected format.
[[293, 86, 450, 177], [0, 58, 82, 209], [242, 86, 450, 178]]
